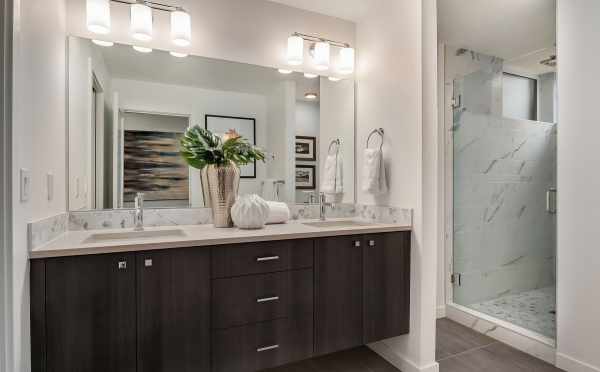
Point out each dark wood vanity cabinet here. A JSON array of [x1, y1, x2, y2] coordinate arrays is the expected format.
[[31, 231, 411, 372]]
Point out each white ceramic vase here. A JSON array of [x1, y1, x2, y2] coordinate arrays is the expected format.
[[231, 194, 270, 229]]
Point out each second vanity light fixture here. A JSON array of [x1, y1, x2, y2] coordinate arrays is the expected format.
[[86, 0, 191, 47], [286, 32, 355, 75]]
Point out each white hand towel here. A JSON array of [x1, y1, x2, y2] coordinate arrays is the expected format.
[[265, 201, 290, 224], [362, 148, 388, 194], [320, 154, 344, 195]]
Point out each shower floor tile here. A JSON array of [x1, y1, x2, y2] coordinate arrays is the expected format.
[[468, 286, 556, 339]]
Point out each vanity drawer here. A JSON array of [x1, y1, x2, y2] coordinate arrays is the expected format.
[[211, 239, 313, 278], [212, 317, 313, 372], [212, 269, 313, 329]]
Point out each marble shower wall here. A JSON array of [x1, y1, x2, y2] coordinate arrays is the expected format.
[[453, 110, 557, 306]]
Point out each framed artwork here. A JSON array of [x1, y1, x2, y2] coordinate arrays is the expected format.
[[123, 130, 189, 203], [295, 165, 316, 190], [206, 114, 257, 178], [295, 136, 317, 161]]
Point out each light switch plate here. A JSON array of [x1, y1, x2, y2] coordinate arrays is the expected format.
[[20, 168, 31, 202], [46, 172, 54, 201]]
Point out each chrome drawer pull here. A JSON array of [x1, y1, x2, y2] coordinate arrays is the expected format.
[[369, 240, 376, 247], [256, 256, 279, 262], [118, 261, 127, 270], [257, 296, 279, 303], [257, 344, 279, 352]]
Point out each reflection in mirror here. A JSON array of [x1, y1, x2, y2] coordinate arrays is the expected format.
[[67, 36, 355, 211]]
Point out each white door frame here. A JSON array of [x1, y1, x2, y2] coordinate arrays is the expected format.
[[0, 0, 13, 370]]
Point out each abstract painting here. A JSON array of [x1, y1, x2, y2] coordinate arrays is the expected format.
[[123, 130, 189, 203]]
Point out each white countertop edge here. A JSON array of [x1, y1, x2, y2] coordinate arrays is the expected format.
[[29, 221, 412, 259]]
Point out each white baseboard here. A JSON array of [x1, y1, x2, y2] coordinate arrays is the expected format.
[[436, 305, 446, 319], [556, 353, 600, 372], [368, 341, 439, 372]]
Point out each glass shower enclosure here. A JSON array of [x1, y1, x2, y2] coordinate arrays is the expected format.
[[449, 48, 557, 339]]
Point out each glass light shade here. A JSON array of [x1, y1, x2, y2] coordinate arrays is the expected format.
[[328, 76, 341, 82], [304, 93, 318, 100], [313, 41, 330, 71], [304, 73, 318, 79], [171, 10, 191, 47], [286, 36, 304, 66], [86, 0, 111, 34], [170, 51, 188, 58], [339, 47, 355, 74], [132, 45, 153, 53], [131, 3, 153, 42], [278, 69, 293, 74], [92, 39, 114, 47]]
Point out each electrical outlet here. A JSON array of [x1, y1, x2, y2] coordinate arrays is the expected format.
[[20, 168, 31, 202], [47, 172, 54, 201]]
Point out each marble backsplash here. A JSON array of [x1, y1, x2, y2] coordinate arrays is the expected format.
[[29, 204, 413, 249]]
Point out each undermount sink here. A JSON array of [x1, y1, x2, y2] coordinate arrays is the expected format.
[[83, 229, 186, 244], [302, 220, 377, 228]]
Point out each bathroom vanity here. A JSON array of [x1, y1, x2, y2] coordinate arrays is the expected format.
[[29, 223, 411, 372]]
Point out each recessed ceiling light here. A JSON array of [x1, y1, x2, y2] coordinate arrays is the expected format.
[[305, 93, 318, 100], [92, 39, 114, 47], [328, 76, 341, 82], [132, 45, 153, 53], [304, 73, 318, 79], [278, 68, 293, 74], [170, 51, 188, 58]]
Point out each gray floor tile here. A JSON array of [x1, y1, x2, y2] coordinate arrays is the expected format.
[[436, 318, 495, 360]]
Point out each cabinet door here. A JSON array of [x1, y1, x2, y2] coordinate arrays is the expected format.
[[363, 232, 411, 343], [137, 248, 210, 372], [314, 235, 363, 355], [44, 253, 136, 372]]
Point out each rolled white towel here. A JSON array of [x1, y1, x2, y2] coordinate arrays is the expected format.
[[362, 148, 388, 194], [265, 201, 290, 224]]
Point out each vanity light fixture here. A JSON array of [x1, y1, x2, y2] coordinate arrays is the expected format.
[[286, 35, 304, 66], [304, 73, 318, 79], [304, 93, 318, 100], [338, 47, 355, 74], [130, 2, 153, 41], [171, 8, 191, 46], [170, 51, 188, 58], [86, 0, 111, 34], [278, 68, 293, 74], [132, 45, 153, 53], [92, 39, 114, 47]]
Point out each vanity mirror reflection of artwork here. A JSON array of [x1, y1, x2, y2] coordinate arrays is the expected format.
[[66, 36, 355, 210]]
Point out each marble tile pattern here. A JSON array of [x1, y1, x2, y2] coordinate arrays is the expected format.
[[355, 204, 413, 225], [27, 213, 68, 250], [469, 287, 556, 339], [453, 109, 557, 307]]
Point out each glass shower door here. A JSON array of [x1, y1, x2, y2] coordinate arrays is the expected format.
[[451, 74, 557, 339]]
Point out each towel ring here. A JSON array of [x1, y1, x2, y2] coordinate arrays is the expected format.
[[328, 139, 341, 155], [366, 128, 385, 150]]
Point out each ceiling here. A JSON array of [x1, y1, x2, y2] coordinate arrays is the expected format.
[[266, 0, 367, 22], [99, 42, 320, 100], [438, 0, 556, 61]]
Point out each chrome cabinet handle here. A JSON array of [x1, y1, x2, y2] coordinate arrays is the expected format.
[[144, 259, 153, 267], [369, 240, 376, 247], [354, 241, 361, 247], [257, 296, 279, 303], [257, 344, 279, 352], [118, 261, 127, 270], [256, 256, 279, 262]]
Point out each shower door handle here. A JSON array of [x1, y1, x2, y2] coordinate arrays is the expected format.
[[546, 188, 557, 214]]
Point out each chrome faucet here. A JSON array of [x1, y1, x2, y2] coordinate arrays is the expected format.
[[319, 192, 333, 221], [134, 192, 144, 231]]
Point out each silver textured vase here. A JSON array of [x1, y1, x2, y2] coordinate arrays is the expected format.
[[205, 164, 240, 228]]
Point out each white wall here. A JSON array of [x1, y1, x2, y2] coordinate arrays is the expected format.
[[11, 0, 67, 371], [556, 1, 600, 371], [112, 78, 269, 206], [66, 0, 356, 75], [357, 0, 438, 371]]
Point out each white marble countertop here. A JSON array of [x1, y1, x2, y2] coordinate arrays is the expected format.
[[29, 218, 412, 259]]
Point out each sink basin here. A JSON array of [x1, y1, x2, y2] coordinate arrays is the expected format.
[[302, 220, 377, 228], [83, 229, 186, 244]]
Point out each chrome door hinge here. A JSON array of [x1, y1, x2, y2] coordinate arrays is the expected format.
[[451, 95, 462, 109], [451, 273, 462, 286]]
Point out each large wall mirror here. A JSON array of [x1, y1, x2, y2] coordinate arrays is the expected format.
[[67, 36, 355, 211]]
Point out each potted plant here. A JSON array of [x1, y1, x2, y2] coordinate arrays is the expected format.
[[180, 126, 265, 227]]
